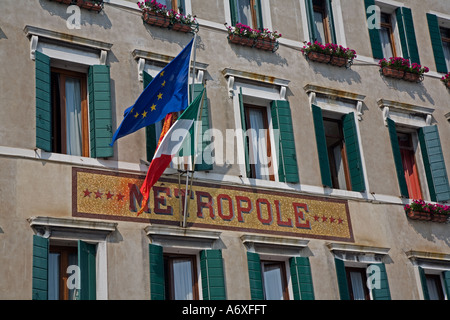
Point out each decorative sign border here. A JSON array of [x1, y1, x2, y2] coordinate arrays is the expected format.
[[72, 167, 354, 242]]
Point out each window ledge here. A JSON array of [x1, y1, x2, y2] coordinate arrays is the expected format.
[[28, 216, 117, 240], [241, 234, 309, 258], [145, 224, 221, 251], [222, 68, 290, 99], [378, 99, 434, 127], [24, 25, 112, 62], [406, 250, 450, 270], [327, 242, 390, 263]]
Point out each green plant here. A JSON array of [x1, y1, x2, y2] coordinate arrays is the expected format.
[[441, 72, 450, 84], [225, 23, 282, 40], [301, 41, 357, 60], [404, 199, 450, 215]]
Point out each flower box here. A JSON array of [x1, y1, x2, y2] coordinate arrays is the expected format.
[[307, 51, 331, 64], [171, 22, 193, 33], [53, 0, 75, 4], [254, 38, 277, 51], [447, 82, 450, 89], [403, 71, 421, 82], [406, 210, 431, 221], [431, 214, 448, 223], [382, 66, 405, 79], [330, 56, 348, 67], [228, 34, 255, 48], [142, 9, 170, 28], [76, 0, 103, 12]]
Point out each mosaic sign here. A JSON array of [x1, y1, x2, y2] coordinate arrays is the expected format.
[[73, 168, 354, 242]]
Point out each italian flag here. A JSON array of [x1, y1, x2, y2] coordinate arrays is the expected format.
[[137, 88, 205, 216]]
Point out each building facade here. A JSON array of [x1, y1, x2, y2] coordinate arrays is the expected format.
[[0, 0, 449, 300]]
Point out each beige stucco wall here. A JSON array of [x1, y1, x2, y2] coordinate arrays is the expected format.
[[0, 0, 449, 300]]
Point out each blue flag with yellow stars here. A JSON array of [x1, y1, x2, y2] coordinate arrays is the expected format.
[[110, 38, 194, 146]]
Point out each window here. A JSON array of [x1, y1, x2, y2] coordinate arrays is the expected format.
[[383, 103, 450, 202], [261, 261, 289, 300], [311, 105, 366, 192], [51, 68, 89, 157], [379, 12, 397, 58], [323, 118, 351, 190], [346, 267, 370, 300], [427, 13, 450, 74], [312, 0, 332, 44], [164, 254, 198, 300], [365, 2, 420, 63], [147, 226, 226, 300], [48, 245, 78, 300], [329, 243, 391, 300], [229, 0, 263, 29], [425, 274, 445, 300], [244, 104, 274, 181], [440, 27, 450, 71], [159, 0, 185, 13], [397, 132, 422, 200], [28, 26, 114, 158], [30, 216, 115, 300]]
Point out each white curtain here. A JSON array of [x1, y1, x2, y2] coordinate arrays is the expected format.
[[173, 259, 194, 300], [380, 28, 394, 58], [349, 271, 366, 300], [426, 277, 440, 300], [443, 41, 450, 72], [248, 108, 270, 180], [314, 11, 326, 43], [48, 253, 60, 300], [263, 264, 284, 300], [65, 77, 82, 156], [236, 0, 252, 26]]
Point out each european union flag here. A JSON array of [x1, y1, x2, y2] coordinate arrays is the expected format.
[[110, 38, 194, 146]]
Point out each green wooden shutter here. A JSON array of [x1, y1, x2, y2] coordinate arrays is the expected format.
[[270, 100, 300, 184], [78, 240, 96, 300], [418, 125, 450, 202], [254, 0, 264, 30], [149, 244, 165, 300], [364, 0, 384, 59], [305, 0, 317, 42], [334, 258, 350, 300], [35, 51, 52, 152], [427, 13, 448, 74], [370, 263, 391, 300], [311, 104, 332, 188], [342, 113, 365, 192], [88, 65, 113, 158], [443, 271, 450, 300], [191, 83, 213, 171], [239, 90, 251, 178], [200, 250, 226, 300], [289, 257, 315, 300], [325, 0, 337, 44], [387, 118, 409, 198], [418, 267, 430, 300], [229, 0, 238, 25], [396, 7, 421, 64], [32, 235, 49, 300], [144, 72, 158, 162], [247, 252, 264, 300]]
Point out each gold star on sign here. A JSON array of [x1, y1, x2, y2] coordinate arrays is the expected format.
[[162, 81, 166, 87], [157, 93, 163, 100], [151, 104, 156, 111], [142, 110, 148, 118], [134, 112, 139, 118], [160, 71, 165, 77]]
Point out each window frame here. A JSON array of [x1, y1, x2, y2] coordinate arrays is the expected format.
[[261, 260, 290, 300], [50, 67, 89, 157], [379, 12, 398, 57], [312, 0, 332, 44], [48, 244, 78, 300], [345, 266, 371, 300], [440, 26, 450, 70], [164, 253, 199, 300], [244, 104, 275, 181]]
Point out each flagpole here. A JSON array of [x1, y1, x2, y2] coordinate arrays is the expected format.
[[182, 88, 206, 228], [180, 32, 198, 227]]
